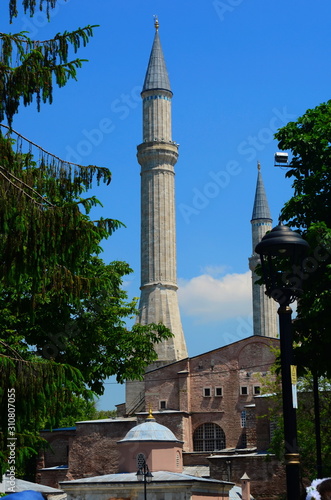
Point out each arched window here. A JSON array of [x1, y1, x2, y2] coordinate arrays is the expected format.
[[176, 451, 181, 468], [193, 423, 226, 452]]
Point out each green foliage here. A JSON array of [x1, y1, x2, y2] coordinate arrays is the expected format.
[[276, 101, 331, 229], [268, 374, 331, 480], [58, 401, 118, 427], [0, 26, 98, 126], [0, 257, 173, 394], [275, 101, 331, 377], [0, 352, 90, 475], [94, 409, 117, 419], [0, 128, 122, 298]]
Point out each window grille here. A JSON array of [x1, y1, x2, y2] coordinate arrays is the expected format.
[[137, 453, 146, 469], [193, 423, 226, 452], [241, 410, 247, 428]]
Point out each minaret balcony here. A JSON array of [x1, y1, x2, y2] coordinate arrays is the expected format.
[[137, 141, 179, 170]]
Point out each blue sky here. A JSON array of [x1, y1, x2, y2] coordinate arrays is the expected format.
[[2, 0, 331, 409]]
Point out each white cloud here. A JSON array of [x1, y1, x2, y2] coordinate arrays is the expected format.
[[178, 270, 252, 323], [201, 264, 230, 277]]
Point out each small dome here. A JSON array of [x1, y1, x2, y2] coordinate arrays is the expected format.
[[119, 414, 181, 443]]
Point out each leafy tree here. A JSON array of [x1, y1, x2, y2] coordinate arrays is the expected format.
[[275, 100, 331, 378], [0, 0, 172, 476], [267, 374, 331, 480]]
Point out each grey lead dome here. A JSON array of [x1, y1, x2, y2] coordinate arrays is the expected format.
[[118, 417, 182, 443]]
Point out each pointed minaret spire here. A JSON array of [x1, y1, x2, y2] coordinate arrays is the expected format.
[[125, 21, 188, 414], [142, 17, 171, 95], [249, 163, 278, 338], [251, 162, 272, 222]]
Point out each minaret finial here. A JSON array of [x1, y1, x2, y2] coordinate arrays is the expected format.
[[257, 161, 261, 171], [154, 15, 159, 30]]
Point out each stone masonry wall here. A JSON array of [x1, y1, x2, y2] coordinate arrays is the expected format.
[[209, 454, 286, 500], [68, 420, 136, 479], [144, 336, 279, 453]]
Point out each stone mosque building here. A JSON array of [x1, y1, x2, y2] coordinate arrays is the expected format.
[[37, 19, 286, 500]]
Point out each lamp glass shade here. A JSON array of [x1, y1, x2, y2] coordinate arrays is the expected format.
[[136, 469, 144, 482], [146, 471, 153, 483]]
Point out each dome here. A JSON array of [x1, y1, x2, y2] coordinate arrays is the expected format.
[[118, 413, 182, 443]]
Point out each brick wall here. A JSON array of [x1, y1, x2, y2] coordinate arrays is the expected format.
[[68, 419, 136, 479], [36, 467, 69, 489], [208, 454, 286, 500], [144, 336, 279, 453]]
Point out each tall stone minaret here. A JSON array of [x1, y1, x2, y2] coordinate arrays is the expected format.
[[126, 19, 187, 414], [249, 163, 278, 338]]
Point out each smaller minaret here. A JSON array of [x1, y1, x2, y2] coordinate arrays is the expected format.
[[249, 163, 278, 338]]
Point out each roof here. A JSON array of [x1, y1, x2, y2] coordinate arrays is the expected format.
[[251, 165, 272, 221], [142, 29, 171, 93], [0, 475, 64, 495], [75, 417, 136, 424], [118, 416, 182, 443], [145, 335, 280, 374], [60, 470, 233, 486], [230, 485, 255, 499]]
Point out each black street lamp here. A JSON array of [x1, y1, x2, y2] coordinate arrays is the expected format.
[[136, 458, 153, 500], [255, 222, 309, 500]]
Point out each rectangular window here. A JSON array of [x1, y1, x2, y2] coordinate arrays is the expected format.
[[240, 410, 247, 428], [240, 386, 248, 395], [203, 387, 211, 397], [254, 385, 261, 395], [159, 400, 167, 410], [215, 387, 223, 397]]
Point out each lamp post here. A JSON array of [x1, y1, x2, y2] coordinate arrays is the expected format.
[[136, 458, 153, 500], [255, 222, 309, 500]]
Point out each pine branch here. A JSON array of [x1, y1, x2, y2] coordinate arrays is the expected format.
[[9, 1, 68, 23], [0, 165, 53, 208], [0, 26, 98, 124], [0, 124, 112, 188], [0, 341, 25, 361]]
